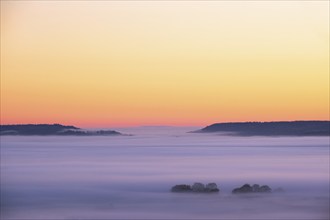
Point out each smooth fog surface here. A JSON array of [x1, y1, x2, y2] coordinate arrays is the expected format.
[[1, 127, 329, 219]]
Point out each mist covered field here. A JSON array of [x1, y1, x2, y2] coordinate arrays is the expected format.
[[1, 127, 329, 219]]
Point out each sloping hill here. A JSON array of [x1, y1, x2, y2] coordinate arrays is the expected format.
[[0, 124, 122, 136], [194, 121, 329, 136]]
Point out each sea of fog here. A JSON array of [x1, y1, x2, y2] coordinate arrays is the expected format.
[[1, 127, 329, 219]]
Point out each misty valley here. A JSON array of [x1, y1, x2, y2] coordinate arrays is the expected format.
[[1, 127, 329, 219]]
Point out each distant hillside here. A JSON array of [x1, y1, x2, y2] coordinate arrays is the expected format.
[[0, 124, 122, 136], [193, 121, 330, 136]]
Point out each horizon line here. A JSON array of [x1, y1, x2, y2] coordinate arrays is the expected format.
[[1, 119, 329, 129]]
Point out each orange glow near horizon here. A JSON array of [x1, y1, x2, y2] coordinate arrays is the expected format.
[[1, 1, 329, 128]]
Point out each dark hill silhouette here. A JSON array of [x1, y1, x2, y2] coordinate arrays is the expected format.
[[193, 121, 329, 136], [0, 124, 122, 136]]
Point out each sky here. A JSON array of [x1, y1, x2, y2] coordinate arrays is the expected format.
[[1, 1, 329, 127]]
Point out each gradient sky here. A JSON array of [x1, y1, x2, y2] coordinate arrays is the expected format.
[[1, 1, 329, 127]]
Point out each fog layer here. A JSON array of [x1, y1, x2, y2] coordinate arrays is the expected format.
[[1, 127, 329, 219]]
